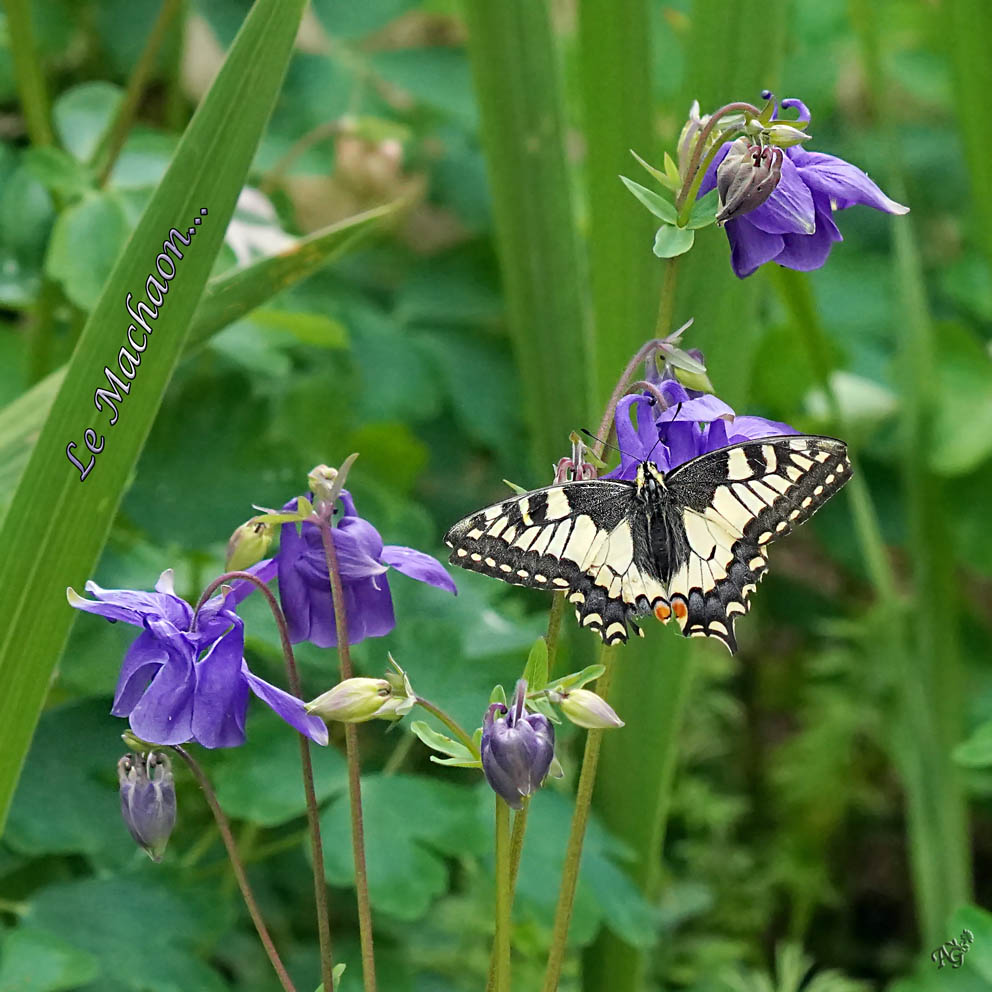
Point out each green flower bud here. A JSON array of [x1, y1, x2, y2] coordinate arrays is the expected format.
[[306, 678, 393, 723], [556, 689, 624, 730], [226, 518, 275, 571]]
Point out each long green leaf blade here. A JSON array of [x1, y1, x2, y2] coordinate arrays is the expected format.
[[0, 0, 307, 830], [0, 202, 396, 520]]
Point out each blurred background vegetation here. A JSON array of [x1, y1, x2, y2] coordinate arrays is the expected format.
[[0, 0, 990, 990]]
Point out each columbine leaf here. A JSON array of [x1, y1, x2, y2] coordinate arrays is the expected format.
[[410, 720, 475, 761], [953, 721, 992, 768], [550, 664, 605, 692], [522, 636, 549, 690], [652, 224, 695, 258], [319, 774, 489, 920], [502, 478, 529, 494], [620, 176, 678, 223], [663, 151, 682, 188], [629, 148, 675, 191], [686, 188, 720, 229]]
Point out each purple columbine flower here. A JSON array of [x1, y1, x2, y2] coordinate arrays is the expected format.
[[118, 751, 176, 861], [700, 97, 909, 278], [68, 570, 328, 748], [481, 681, 555, 809], [604, 378, 795, 482], [275, 490, 457, 648]]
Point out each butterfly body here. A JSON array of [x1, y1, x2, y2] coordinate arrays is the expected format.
[[444, 435, 850, 652]]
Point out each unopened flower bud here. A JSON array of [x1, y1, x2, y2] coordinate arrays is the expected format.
[[308, 464, 339, 506], [118, 752, 176, 862], [556, 689, 624, 730], [226, 518, 275, 571], [761, 123, 811, 148], [481, 680, 555, 809], [715, 138, 784, 226], [306, 678, 393, 723]]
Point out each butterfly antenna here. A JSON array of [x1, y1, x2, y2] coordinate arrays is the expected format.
[[645, 401, 681, 465], [579, 428, 627, 458]]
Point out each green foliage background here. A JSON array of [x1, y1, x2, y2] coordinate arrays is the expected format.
[[0, 1, 990, 990]]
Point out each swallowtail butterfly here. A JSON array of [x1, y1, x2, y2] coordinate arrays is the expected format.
[[443, 435, 850, 652]]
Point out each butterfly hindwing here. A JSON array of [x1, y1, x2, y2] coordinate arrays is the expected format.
[[443, 480, 661, 644], [662, 435, 851, 651]]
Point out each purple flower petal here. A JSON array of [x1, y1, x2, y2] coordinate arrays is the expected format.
[[242, 663, 329, 745], [127, 650, 196, 746], [112, 631, 167, 717], [70, 581, 192, 629], [725, 416, 796, 442], [779, 97, 811, 124], [192, 626, 249, 748], [740, 153, 816, 235], [664, 421, 705, 469], [774, 195, 842, 271], [657, 392, 735, 424], [606, 395, 659, 479], [704, 418, 730, 451], [344, 577, 396, 644], [725, 217, 785, 278], [789, 147, 909, 214], [699, 142, 732, 198], [381, 545, 457, 595], [331, 519, 389, 581]]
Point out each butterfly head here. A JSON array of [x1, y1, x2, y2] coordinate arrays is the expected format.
[[634, 461, 667, 502]]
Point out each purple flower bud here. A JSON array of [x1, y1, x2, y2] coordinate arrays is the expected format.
[[118, 752, 176, 862], [715, 139, 785, 226], [481, 681, 555, 809]]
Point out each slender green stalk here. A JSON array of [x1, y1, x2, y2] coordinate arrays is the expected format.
[[93, 0, 184, 186], [172, 746, 297, 992], [195, 570, 335, 991], [315, 515, 378, 992], [494, 797, 512, 992], [544, 593, 566, 675], [542, 648, 616, 992], [3, 0, 53, 146]]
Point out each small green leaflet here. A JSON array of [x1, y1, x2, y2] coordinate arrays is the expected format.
[[653, 225, 695, 258], [410, 721, 481, 768], [620, 176, 677, 224]]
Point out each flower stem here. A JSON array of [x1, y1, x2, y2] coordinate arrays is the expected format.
[[494, 797, 513, 991], [414, 697, 480, 758], [541, 647, 616, 992], [93, 0, 183, 186], [545, 593, 566, 675], [4, 0, 54, 147], [195, 569, 335, 992], [172, 745, 297, 992], [314, 516, 377, 992]]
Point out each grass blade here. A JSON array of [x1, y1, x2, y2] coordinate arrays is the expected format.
[[0, 0, 308, 831], [461, 0, 594, 473]]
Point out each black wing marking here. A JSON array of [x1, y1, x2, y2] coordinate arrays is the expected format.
[[443, 480, 666, 645], [663, 435, 851, 652]]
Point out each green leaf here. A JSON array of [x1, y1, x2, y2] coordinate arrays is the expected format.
[[319, 774, 488, 920], [953, 721, 992, 768], [686, 188, 720, 229], [409, 720, 475, 761], [630, 149, 675, 191], [0, 0, 310, 833], [652, 224, 695, 258], [21, 146, 93, 200], [522, 636, 548, 690], [550, 663, 605, 692], [52, 82, 123, 164], [27, 878, 228, 992], [211, 710, 348, 827], [45, 191, 131, 310], [949, 904, 992, 982], [0, 928, 100, 992], [619, 176, 677, 224]]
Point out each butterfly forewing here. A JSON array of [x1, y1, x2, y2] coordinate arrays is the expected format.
[[443, 480, 665, 644], [663, 435, 851, 651]]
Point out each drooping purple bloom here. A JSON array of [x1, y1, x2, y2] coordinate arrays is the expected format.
[[701, 97, 909, 278], [68, 570, 328, 748], [605, 378, 795, 482], [118, 751, 176, 861], [275, 490, 456, 649], [481, 681, 555, 810]]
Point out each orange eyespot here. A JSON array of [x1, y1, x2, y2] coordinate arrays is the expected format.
[[671, 599, 688, 621], [654, 602, 672, 622]]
